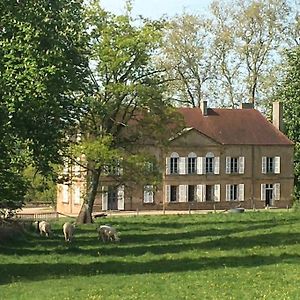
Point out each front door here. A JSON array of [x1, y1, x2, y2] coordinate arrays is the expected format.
[[265, 184, 273, 207], [108, 187, 118, 210]]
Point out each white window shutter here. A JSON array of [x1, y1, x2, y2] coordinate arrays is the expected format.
[[261, 184, 266, 201], [166, 157, 170, 175], [274, 157, 281, 174], [196, 185, 203, 202], [165, 185, 170, 202], [214, 157, 220, 174], [179, 157, 186, 175], [226, 157, 231, 174], [74, 186, 81, 204], [179, 185, 187, 202], [102, 186, 108, 210], [274, 183, 280, 200], [62, 185, 69, 203], [117, 185, 125, 210], [262, 157, 267, 174], [238, 184, 244, 201], [239, 157, 245, 174], [197, 157, 203, 174], [226, 184, 231, 201], [214, 184, 220, 202]]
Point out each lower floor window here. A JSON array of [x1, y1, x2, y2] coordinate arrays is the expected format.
[[226, 184, 244, 201], [144, 185, 154, 203], [188, 185, 196, 202], [170, 185, 178, 202], [206, 185, 214, 201]]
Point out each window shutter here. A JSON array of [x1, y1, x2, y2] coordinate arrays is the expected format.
[[117, 185, 125, 210], [261, 184, 266, 201], [197, 157, 204, 174], [166, 157, 170, 175], [239, 157, 245, 174], [196, 185, 203, 202], [214, 184, 220, 202], [214, 157, 220, 174], [179, 157, 186, 175], [274, 157, 281, 174], [226, 184, 231, 201], [238, 184, 244, 201], [101, 186, 108, 210], [274, 183, 280, 200], [226, 157, 231, 174], [62, 185, 69, 203], [74, 186, 81, 204], [262, 157, 267, 174], [144, 185, 154, 203], [179, 185, 187, 202], [165, 185, 170, 202]]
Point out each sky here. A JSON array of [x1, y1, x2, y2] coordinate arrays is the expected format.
[[100, 0, 214, 19]]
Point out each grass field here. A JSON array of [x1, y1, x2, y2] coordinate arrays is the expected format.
[[1, 211, 300, 300]]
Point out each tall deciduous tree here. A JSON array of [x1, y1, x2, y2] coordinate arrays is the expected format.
[[0, 0, 88, 210], [277, 46, 300, 198], [72, 3, 182, 222]]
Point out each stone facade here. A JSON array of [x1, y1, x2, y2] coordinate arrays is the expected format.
[[56, 103, 294, 214]]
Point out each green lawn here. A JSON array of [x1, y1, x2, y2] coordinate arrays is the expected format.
[[1, 211, 300, 300]]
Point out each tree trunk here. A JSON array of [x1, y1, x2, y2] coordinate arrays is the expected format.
[[87, 169, 101, 214]]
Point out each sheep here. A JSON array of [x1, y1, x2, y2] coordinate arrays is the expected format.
[[35, 220, 52, 237], [97, 225, 120, 242], [63, 222, 76, 242]]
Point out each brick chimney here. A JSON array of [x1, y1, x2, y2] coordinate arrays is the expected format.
[[239, 103, 254, 109], [272, 102, 284, 132], [201, 100, 208, 116]]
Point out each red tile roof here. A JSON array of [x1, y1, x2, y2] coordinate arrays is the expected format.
[[177, 107, 293, 145]]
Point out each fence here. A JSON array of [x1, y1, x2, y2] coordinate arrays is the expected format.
[[16, 212, 59, 221]]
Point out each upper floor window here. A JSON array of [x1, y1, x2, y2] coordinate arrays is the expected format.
[[170, 152, 179, 174], [205, 152, 215, 174], [143, 185, 154, 203], [226, 156, 245, 174], [262, 156, 280, 174], [187, 152, 197, 174]]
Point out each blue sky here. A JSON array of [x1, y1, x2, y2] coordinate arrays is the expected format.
[[100, 0, 214, 19]]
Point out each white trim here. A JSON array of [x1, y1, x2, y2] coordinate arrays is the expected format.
[[239, 157, 245, 174], [214, 157, 220, 174], [226, 157, 231, 174], [197, 157, 204, 174], [101, 186, 108, 210], [179, 185, 187, 202], [226, 184, 231, 201], [117, 185, 125, 210], [74, 186, 81, 205], [261, 184, 266, 201], [238, 184, 244, 201], [196, 185, 203, 202], [179, 157, 186, 175], [275, 157, 281, 174], [62, 185, 69, 203], [143, 185, 154, 203], [274, 183, 280, 200], [262, 157, 267, 174], [214, 184, 220, 202], [166, 157, 170, 175], [165, 185, 170, 202]]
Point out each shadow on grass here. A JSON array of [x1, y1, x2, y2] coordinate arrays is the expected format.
[[1, 253, 300, 285]]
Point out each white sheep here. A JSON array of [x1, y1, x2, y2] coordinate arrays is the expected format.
[[35, 220, 52, 237], [63, 222, 76, 242], [97, 225, 120, 242]]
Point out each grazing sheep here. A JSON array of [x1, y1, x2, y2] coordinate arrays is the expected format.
[[35, 220, 52, 237], [97, 225, 120, 242], [63, 222, 76, 242]]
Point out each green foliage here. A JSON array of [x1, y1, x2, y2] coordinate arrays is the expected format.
[[0, 0, 88, 209], [1, 212, 300, 299], [278, 46, 300, 198]]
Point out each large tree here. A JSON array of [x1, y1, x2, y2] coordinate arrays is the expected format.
[[71, 3, 182, 222], [0, 0, 88, 210], [277, 46, 300, 198]]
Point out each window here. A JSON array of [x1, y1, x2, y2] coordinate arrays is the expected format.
[[226, 184, 244, 201], [143, 185, 154, 203], [261, 183, 280, 206], [226, 156, 245, 174], [170, 185, 178, 202], [188, 185, 196, 202], [206, 185, 214, 201], [206, 157, 214, 173], [104, 160, 122, 176], [262, 156, 280, 174], [62, 185, 69, 203], [74, 186, 81, 205], [187, 153, 197, 174]]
